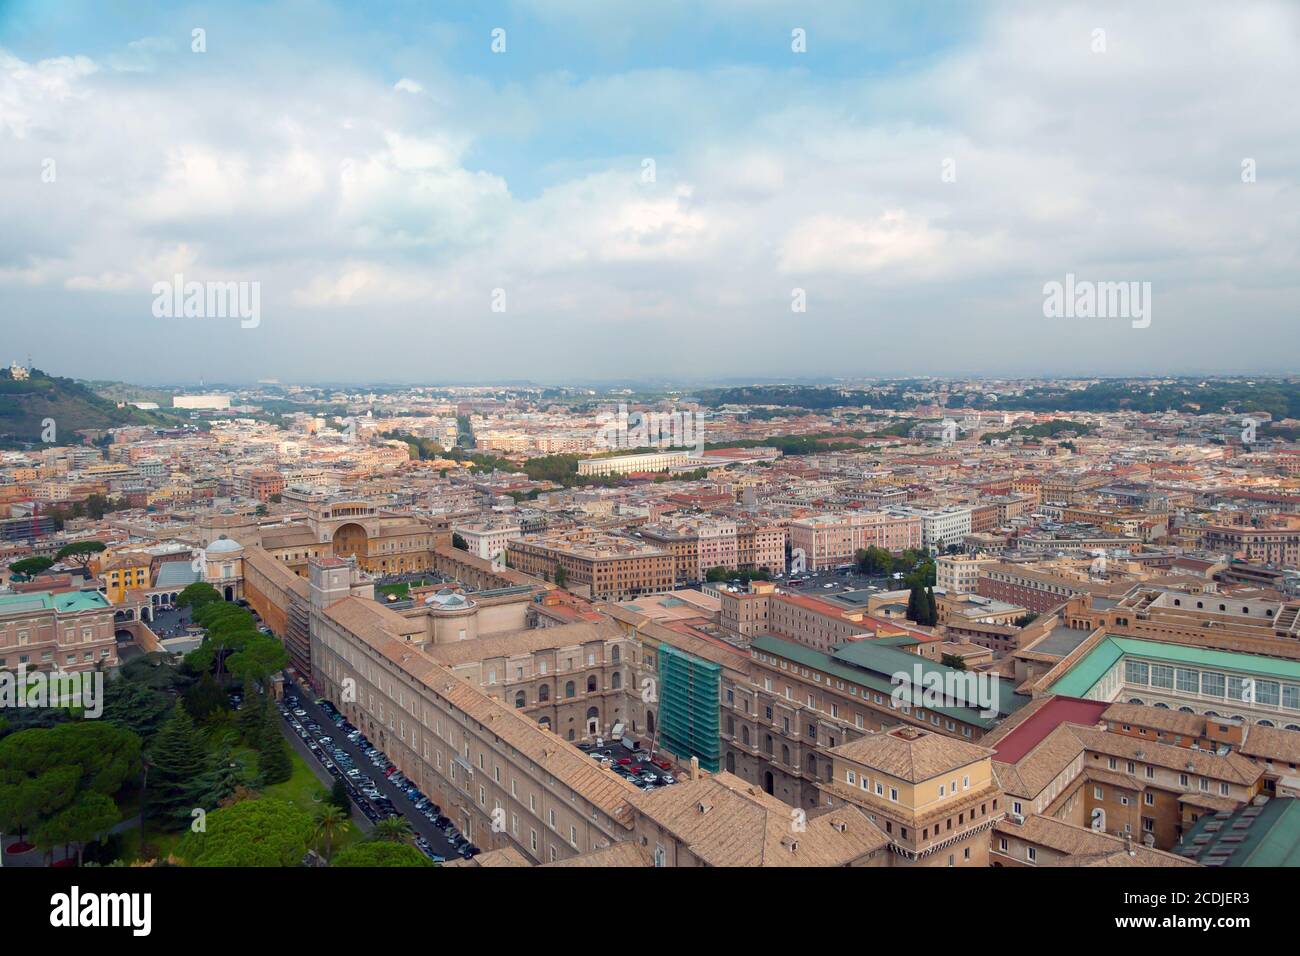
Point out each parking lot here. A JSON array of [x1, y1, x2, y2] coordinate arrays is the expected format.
[[780, 568, 900, 594], [278, 676, 472, 862], [578, 739, 681, 791]]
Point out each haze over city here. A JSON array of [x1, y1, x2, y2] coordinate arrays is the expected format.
[[3, 0, 1298, 384]]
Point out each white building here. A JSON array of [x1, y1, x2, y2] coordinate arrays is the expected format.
[[454, 521, 522, 562]]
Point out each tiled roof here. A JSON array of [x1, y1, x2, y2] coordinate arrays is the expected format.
[[625, 771, 887, 867], [831, 725, 995, 783]]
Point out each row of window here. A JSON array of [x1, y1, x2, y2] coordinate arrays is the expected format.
[[1124, 659, 1300, 709]]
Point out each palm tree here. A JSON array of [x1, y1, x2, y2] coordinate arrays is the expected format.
[[372, 817, 413, 844], [313, 805, 350, 862]]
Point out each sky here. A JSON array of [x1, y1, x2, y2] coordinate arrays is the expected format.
[[0, 0, 1298, 386]]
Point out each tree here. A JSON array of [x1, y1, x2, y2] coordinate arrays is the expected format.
[[54, 540, 106, 567], [255, 707, 292, 785], [329, 777, 352, 816], [147, 703, 208, 830], [926, 587, 938, 626], [176, 582, 222, 611], [183, 672, 228, 723], [102, 678, 172, 743], [333, 841, 431, 867], [0, 722, 140, 847], [941, 653, 967, 671], [193, 745, 247, 809], [35, 791, 119, 866], [7, 557, 53, 578], [553, 564, 568, 589], [237, 679, 266, 743], [177, 798, 313, 867], [371, 816, 414, 844], [227, 635, 289, 686], [312, 804, 350, 862], [451, 533, 468, 551]]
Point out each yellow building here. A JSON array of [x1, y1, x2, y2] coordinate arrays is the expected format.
[[99, 552, 153, 604]]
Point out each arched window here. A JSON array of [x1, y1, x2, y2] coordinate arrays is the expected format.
[[514, 691, 526, 708], [807, 754, 818, 776], [586, 706, 599, 720], [781, 745, 790, 764], [565, 680, 575, 698], [538, 684, 550, 702], [764, 734, 773, 754], [611, 646, 620, 663], [587, 675, 598, 693], [741, 726, 750, 746], [726, 715, 735, 736], [611, 671, 622, 690], [538, 716, 551, 730]]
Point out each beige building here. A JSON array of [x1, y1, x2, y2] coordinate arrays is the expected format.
[[820, 726, 1005, 866], [507, 531, 674, 601]]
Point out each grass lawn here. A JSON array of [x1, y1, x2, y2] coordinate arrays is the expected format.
[[375, 579, 427, 600]]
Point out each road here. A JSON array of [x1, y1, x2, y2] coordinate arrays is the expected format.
[[280, 675, 461, 861]]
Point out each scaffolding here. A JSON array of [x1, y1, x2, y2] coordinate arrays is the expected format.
[[657, 644, 721, 772]]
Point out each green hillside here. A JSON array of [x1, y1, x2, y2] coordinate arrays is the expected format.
[[0, 367, 181, 445]]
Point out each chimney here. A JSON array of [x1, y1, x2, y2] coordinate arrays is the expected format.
[[689, 756, 700, 780]]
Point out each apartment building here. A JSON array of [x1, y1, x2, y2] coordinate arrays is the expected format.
[[936, 553, 1000, 593], [507, 531, 674, 601], [641, 518, 786, 583], [453, 521, 522, 562], [978, 563, 1093, 613], [1202, 521, 1300, 566], [788, 511, 922, 570]]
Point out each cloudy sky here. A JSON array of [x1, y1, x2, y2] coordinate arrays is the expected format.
[[1, 0, 1297, 385]]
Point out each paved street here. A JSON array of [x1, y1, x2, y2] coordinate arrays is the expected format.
[[280, 675, 461, 861]]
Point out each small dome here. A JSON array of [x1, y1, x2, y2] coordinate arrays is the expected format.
[[425, 590, 474, 610], [207, 535, 243, 554]]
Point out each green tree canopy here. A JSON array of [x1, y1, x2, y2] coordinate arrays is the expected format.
[[147, 702, 208, 830], [333, 841, 432, 867], [177, 798, 313, 867], [176, 581, 222, 610], [7, 556, 53, 578], [54, 540, 107, 567]]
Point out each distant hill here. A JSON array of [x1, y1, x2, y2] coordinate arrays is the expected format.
[[0, 367, 181, 445]]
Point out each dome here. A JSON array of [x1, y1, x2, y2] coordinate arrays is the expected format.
[[424, 590, 475, 610], [207, 535, 243, 554]]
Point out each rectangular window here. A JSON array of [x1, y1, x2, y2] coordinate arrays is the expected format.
[[1124, 660, 1149, 684]]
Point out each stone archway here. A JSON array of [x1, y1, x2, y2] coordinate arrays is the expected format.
[[332, 522, 370, 561]]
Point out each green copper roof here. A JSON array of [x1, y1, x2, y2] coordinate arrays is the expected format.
[[0, 590, 110, 614], [751, 634, 1027, 728], [1049, 635, 1300, 698], [1179, 798, 1300, 866]]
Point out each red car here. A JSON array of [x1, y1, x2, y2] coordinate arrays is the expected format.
[[653, 758, 671, 770], [616, 756, 633, 766]]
